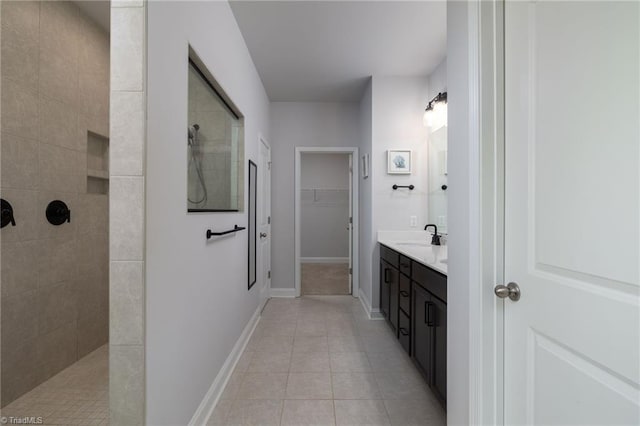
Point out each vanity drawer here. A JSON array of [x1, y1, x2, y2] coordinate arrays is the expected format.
[[413, 262, 447, 303], [380, 245, 399, 268], [399, 255, 411, 277], [398, 310, 411, 354], [399, 274, 411, 316]]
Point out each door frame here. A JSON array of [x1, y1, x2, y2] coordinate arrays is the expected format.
[[258, 135, 272, 311], [294, 147, 359, 298], [448, 0, 504, 424]]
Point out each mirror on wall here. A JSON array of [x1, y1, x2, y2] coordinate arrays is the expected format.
[[187, 49, 244, 212], [427, 126, 447, 233]]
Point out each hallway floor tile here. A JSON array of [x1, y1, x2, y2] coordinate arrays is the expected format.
[[208, 296, 445, 426]]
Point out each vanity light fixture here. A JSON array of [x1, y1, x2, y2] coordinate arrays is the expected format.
[[423, 91, 448, 129]]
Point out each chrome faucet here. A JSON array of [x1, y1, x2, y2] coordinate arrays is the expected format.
[[424, 224, 441, 246]]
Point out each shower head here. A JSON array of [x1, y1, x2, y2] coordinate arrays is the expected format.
[[188, 124, 200, 145]]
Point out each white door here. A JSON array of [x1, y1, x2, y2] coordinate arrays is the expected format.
[[348, 154, 353, 294], [258, 138, 271, 307], [503, 2, 639, 425]]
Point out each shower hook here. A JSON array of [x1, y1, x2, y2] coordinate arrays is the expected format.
[[1, 199, 16, 228]]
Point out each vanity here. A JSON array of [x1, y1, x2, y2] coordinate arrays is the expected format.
[[378, 234, 447, 408]]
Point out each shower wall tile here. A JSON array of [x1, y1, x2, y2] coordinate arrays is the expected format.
[[39, 97, 78, 149], [1, 37, 39, 90], [37, 239, 79, 288], [0, 1, 40, 46], [38, 45, 79, 109], [1, 79, 40, 141], [0, 240, 39, 298], [110, 176, 144, 261], [78, 12, 110, 76], [0, 132, 39, 190], [110, 261, 144, 345], [111, 91, 144, 176], [1, 290, 38, 348], [109, 2, 147, 422], [37, 280, 77, 335], [79, 72, 110, 121], [110, 7, 145, 92], [110, 345, 145, 426]]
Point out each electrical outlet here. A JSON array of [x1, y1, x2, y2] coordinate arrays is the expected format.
[[410, 216, 417, 227]]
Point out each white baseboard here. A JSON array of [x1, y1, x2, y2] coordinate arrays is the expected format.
[[190, 306, 261, 426], [270, 287, 296, 298], [358, 289, 384, 320], [300, 257, 349, 264]]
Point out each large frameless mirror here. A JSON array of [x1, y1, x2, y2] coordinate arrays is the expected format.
[[187, 48, 244, 212]]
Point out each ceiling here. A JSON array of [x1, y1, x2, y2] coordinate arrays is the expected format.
[[230, 1, 446, 102]]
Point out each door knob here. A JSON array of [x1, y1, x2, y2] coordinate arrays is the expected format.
[[494, 282, 521, 301], [260, 232, 268, 238]]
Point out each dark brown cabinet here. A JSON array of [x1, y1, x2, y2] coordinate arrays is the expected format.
[[379, 243, 447, 409], [380, 259, 398, 334]]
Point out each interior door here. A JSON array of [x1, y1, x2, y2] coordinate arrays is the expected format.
[[503, 2, 639, 424], [258, 138, 272, 307]]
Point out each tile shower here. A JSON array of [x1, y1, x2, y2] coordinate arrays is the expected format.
[[0, 0, 110, 412]]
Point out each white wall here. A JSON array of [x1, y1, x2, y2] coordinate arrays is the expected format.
[[301, 153, 350, 259], [368, 76, 430, 308], [447, 1, 473, 424], [146, 2, 270, 424], [270, 102, 360, 289], [427, 59, 447, 100], [357, 80, 374, 309]]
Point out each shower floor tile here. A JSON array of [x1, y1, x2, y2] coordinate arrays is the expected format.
[[1, 345, 108, 425]]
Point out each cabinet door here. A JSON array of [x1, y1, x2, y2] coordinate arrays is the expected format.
[[431, 296, 447, 405], [380, 260, 390, 320], [388, 266, 399, 335], [411, 282, 431, 383]]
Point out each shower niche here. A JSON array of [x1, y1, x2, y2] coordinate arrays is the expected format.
[[187, 47, 245, 212], [87, 131, 109, 195]]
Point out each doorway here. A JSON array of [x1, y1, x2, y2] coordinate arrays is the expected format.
[[294, 147, 359, 298], [0, 1, 111, 424]]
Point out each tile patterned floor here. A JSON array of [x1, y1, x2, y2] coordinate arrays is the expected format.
[[301, 264, 350, 295], [1, 345, 108, 425], [208, 296, 446, 426]]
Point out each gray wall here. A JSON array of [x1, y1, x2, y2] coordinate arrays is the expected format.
[[146, 1, 270, 423], [300, 153, 350, 259], [270, 102, 360, 290], [0, 0, 109, 406]]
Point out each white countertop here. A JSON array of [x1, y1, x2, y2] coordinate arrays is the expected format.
[[377, 231, 448, 275]]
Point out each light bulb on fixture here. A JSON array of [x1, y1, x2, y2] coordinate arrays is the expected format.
[[432, 100, 447, 130]]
